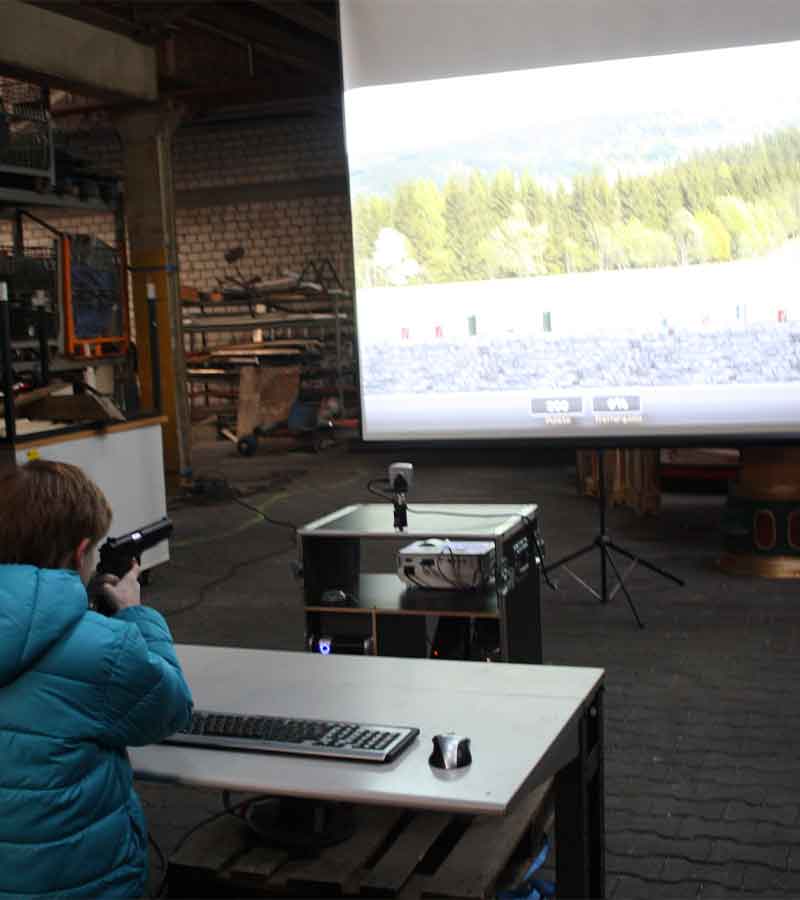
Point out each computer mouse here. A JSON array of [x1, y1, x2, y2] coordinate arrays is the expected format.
[[429, 733, 472, 770], [320, 589, 352, 606]]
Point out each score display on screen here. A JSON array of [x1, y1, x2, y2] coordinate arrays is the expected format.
[[341, 0, 800, 442]]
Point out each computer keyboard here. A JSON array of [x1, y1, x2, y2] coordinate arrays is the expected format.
[[164, 709, 420, 763]]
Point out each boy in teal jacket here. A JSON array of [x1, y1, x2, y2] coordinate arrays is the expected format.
[[0, 459, 193, 897]]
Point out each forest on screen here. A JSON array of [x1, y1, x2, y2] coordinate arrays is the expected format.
[[352, 127, 800, 287]]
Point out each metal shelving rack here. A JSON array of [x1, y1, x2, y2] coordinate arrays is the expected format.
[[0, 187, 135, 453], [183, 258, 358, 429]]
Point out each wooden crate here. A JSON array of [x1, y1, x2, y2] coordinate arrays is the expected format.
[[167, 779, 553, 899], [576, 448, 660, 516]]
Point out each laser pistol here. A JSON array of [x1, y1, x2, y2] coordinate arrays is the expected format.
[[93, 517, 173, 614]]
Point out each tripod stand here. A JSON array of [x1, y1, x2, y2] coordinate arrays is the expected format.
[[544, 448, 684, 628]]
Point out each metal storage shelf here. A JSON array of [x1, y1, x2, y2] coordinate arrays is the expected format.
[[0, 190, 136, 450], [184, 259, 357, 426], [0, 186, 113, 215]]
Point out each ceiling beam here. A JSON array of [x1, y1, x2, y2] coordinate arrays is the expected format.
[[250, 1, 339, 42], [28, 1, 155, 42], [50, 77, 341, 119], [1, 1, 157, 101], [139, 3, 198, 30], [184, 7, 338, 79]]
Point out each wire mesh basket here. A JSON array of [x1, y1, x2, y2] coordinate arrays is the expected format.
[[68, 235, 125, 341], [0, 245, 60, 343], [0, 78, 54, 182], [0, 245, 58, 292]]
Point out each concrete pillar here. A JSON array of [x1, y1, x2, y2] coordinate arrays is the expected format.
[[115, 104, 191, 489]]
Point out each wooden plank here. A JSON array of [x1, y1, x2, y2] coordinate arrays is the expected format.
[[183, 312, 345, 333], [276, 806, 403, 893], [214, 348, 304, 359], [169, 814, 251, 873], [8, 416, 166, 448], [0, 418, 61, 438], [422, 780, 553, 900], [12, 382, 70, 409], [362, 812, 453, 896], [265, 299, 353, 314], [227, 844, 289, 886], [494, 806, 555, 898], [23, 393, 126, 423], [236, 366, 262, 438], [397, 874, 426, 900], [267, 292, 351, 304], [211, 338, 322, 352]]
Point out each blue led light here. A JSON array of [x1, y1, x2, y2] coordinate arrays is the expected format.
[[318, 638, 332, 655]]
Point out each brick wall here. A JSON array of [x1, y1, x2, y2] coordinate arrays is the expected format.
[[174, 117, 346, 191], [2, 115, 354, 291], [172, 116, 353, 291], [176, 194, 353, 291], [0, 211, 116, 250]]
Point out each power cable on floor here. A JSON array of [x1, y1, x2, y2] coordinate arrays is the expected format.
[[230, 494, 297, 536], [168, 471, 365, 549], [171, 473, 298, 536], [160, 543, 293, 618], [147, 832, 166, 898], [157, 474, 299, 617]]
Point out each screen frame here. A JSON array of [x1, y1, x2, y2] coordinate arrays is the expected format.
[[339, 0, 800, 448]]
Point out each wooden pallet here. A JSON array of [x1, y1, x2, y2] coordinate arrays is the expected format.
[[167, 779, 553, 899]]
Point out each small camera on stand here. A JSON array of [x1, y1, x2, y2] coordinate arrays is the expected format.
[[388, 462, 413, 531]]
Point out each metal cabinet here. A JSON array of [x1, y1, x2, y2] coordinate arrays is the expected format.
[[298, 503, 542, 663]]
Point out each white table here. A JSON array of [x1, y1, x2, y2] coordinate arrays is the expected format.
[[131, 646, 606, 898]]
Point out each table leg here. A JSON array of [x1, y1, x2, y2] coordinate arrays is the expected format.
[[555, 687, 605, 899]]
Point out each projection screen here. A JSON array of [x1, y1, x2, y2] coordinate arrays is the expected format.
[[341, 0, 800, 442]]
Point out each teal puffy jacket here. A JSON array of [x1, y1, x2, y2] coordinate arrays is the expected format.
[[0, 565, 193, 898]]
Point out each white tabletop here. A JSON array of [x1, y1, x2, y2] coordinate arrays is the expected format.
[[131, 646, 603, 816], [298, 503, 537, 540]]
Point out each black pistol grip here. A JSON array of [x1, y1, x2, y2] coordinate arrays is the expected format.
[[99, 550, 137, 579]]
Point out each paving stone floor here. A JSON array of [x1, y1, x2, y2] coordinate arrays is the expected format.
[[138, 437, 800, 898]]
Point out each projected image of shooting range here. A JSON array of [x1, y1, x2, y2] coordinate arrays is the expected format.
[[344, 40, 800, 441]]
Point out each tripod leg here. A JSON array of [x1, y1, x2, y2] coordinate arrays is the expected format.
[[607, 557, 639, 602], [607, 541, 684, 587], [600, 536, 608, 604], [560, 566, 602, 602], [545, 542, 598, 574], [603, 546, 645, 629]]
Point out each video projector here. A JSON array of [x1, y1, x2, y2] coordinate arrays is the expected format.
[[398, 539, 496, 590]]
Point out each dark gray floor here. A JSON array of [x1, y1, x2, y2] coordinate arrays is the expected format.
[[139, 436, 800, 898]]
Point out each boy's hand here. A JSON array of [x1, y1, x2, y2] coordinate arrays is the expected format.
[[100, 562, 142, 612]]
